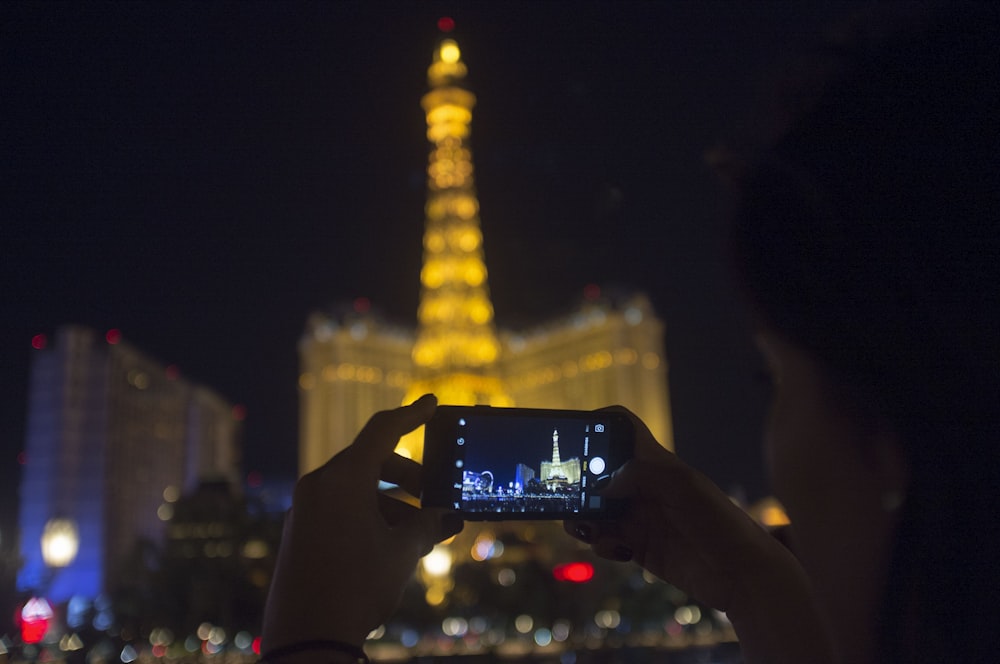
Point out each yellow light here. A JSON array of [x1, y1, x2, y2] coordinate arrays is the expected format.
[[457, 229, 481, 252], [439, 40, 461, 64], [760, 504, 791, 527], [422, 544, 453, 577], [642, 352, 661, 370], [421, 261, 445, 289], [41, 518, 79, 568], [454, 196, 477, 219], [582, 350, 613, 372], [242, 539, 270, 559], [426, 587, 446, 606], [427, 198, 446, 219], [298, 373, 316, 390], [462, 261, 486, 286], [425, 232, 445, 253], [615, 348, 638, 365], [467, 299, 492, 324], [427, 105, 472, 126], [427, 122, 469, 143]]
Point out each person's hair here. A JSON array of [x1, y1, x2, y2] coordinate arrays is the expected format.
[[729, 5, 999, 662]]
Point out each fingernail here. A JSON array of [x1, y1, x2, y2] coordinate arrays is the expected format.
[[613, 545, 633, 562], [573, 524, 593, 543]]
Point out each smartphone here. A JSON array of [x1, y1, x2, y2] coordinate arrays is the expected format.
[[422, 405, 634, 520]]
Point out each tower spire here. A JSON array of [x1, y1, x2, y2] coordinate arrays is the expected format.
[[403, 36, 512, 414]]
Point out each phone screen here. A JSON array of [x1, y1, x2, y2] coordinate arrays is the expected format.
[[422, 406, 632, 520]]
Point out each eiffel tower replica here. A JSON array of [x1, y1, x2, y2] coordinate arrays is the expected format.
[[395, 35, 514, 460], [299, 26, 673, 470]]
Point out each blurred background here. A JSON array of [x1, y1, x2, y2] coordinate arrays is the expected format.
[[1, 1, 875, 661]]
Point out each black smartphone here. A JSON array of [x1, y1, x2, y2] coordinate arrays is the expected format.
[[421, 405, 634, 520]]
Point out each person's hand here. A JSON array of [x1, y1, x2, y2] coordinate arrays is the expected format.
[[262, 394, 462, 654], [565, 408, 832, 664]]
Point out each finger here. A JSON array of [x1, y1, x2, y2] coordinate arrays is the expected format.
[[392, 507, 463, 558], [591, 536, 635, 563], [564, 519, 607, 544], [352, 394, 437, 468], [595, 405, 673, 463], [562, 518, 636, 563], [381, 453, 423, 497], [590, 460, 643, 499], [378, 493, 420, 526]]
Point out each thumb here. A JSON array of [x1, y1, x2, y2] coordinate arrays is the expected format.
[[593, 461, 641, 499], [392, 508, 464, 559]]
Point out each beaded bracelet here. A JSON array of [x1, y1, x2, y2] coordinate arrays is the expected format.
[[260, 639, 370, 664]]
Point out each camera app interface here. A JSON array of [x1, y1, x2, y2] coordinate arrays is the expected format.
[[449, 413, 615, 515]]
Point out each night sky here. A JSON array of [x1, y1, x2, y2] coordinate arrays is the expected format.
[[1, 1, 876, 536]]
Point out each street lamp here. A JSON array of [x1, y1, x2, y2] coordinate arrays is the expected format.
[[41, 518, 79, 569]]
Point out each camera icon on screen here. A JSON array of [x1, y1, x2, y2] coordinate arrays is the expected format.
[[594, 424, 605, 433]]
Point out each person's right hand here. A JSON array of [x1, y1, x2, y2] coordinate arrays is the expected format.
[[565, 408, 833, 664]]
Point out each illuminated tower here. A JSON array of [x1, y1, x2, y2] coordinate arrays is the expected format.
[[397, 36, 513, 458], [541, 428, 580, 488], [298, 25, 674, 474], [407, 37, 508, 405]]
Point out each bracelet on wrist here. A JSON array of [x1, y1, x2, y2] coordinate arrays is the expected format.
[[260, 639, 369, 664]]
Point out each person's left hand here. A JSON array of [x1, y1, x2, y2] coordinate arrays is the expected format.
[[262, 394, 462, 653]]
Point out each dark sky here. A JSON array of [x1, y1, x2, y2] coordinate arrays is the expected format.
[[1, 1, 876, 533]]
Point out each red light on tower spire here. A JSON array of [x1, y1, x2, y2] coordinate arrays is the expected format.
[[438, 16, 455, 33]]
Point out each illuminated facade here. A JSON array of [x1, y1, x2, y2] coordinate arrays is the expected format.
[[17, 326, 240, 602], [299, 35, 673, 475]]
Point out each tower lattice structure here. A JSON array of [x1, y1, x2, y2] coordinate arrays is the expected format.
[[398, 37, 513, 459], [297, 26, 674, 474]]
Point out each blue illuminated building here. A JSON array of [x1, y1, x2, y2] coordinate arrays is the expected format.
[[18, 326, 240, 602]]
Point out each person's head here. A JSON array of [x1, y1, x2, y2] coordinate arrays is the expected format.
[[730, 5, 999, 662]]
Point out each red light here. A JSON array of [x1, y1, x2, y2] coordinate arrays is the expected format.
[[247, 471, 263, 489], [18, 451, 28, 465], [232, 404, 247, 421], [553, 561, 594, 583], [31, 334, 47, 350], [105, 329, 122, 345], [252, 636, 262, 655], [165, 364, 180, 380], [19, 597, 53, 644], [583, 284, 601, 301], [353, 296, 371, 313], [438, 16, 455, 32]]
